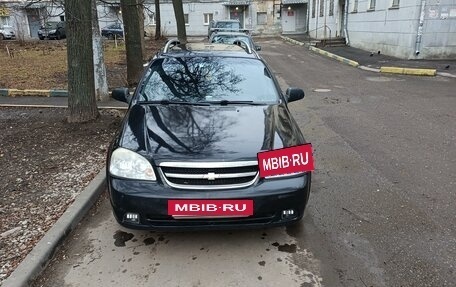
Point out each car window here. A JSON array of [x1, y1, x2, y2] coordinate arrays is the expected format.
[[140, 57, 279, 103], [211, 35, 250, 44], [215, 22, 240, 29], [44, 22, 58, 29], [210, 35, 252, 51]]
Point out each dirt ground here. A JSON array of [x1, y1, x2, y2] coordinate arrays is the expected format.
[[0, 38, 164, 90], [0, 38, 165, 285]]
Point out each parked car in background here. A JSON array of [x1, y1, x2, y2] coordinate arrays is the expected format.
[[209, 32, 261, 51], [207, 19, 245, 38], [101, 23, 124, 39], [106, 40, 310, 231], [0, 25, 16, 40], [38, 21, 66, 40]]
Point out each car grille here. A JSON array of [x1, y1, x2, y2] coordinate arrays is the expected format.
[[159, 161, 259, 190]]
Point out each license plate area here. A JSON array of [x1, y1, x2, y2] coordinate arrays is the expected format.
[[168, 200, 253, 218]]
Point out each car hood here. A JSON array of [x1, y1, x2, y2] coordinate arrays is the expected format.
[[118, 104, 304, 164]]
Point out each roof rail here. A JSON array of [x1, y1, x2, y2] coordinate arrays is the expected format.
[[163, 39, 180, 53], [232, 39, 253, 54]]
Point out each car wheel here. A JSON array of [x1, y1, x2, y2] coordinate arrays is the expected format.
[[0, 34, 4, 41], [56, 32, 61, 40], [39, 36, 44, 40]]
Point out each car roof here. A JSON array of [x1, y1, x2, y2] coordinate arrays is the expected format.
[[211, 32, 251, 37], [213, 19, 240, 23], [159, 41, 259, 59]]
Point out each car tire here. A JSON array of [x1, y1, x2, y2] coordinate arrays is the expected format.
[[0, 34, 4, 41], [56, 32, 61, 40], [39, 36, 44, 40]]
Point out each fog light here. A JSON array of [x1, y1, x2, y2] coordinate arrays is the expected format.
[[125, 212, 140, 224], [282, 209, 295, 219]]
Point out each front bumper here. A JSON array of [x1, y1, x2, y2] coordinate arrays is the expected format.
[[108, 173, 311, 231], [3, 34, 15, 40], [38, 32, 56, 38]]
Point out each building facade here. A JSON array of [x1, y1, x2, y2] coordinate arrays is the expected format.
[[0, 0, 308, 40], [138, 0, 308, 37], [0, 0, 64, 40], [308, 0, 456, 59], [5, 0, 453, 59]]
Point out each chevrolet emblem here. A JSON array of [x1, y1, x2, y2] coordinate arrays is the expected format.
[[204, 172, 217, 181]]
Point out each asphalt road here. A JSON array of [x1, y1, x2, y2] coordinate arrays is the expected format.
[[34, 39, 456, 287]]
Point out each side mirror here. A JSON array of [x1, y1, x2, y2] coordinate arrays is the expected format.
[[285, 87, 305, 103], [112, 87, 131, 103], [255, 45, 261, 51]]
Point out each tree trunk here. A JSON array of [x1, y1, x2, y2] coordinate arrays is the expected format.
[[138, 0, 146, 61], [92, 0, 109, 101], [65, 0, 99, 123], [120, 0, 145, 87], [154, 0, 161, 40], [172, 0, 187, 44]]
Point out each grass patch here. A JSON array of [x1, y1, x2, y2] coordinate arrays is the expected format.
[[0, 39, 163, 90]]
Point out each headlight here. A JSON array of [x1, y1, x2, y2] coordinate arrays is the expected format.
[[49, 29, 56, 33], [109, 148, 156, 180]]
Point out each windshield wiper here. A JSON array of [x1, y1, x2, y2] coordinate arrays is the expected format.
[[137, 100, 210, 106], [201, 100, 270, 106]]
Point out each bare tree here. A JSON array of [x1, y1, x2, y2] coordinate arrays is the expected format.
[[92, 0, 109, 101], [138, 0, 146, 60], [120, 0, 145, 86], [172, 0, 187, 44], [154, 0, 161, 40], [65, 0, 99, 122]]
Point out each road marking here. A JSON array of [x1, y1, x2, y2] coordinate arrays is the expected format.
[[313, 89, 332, 93]]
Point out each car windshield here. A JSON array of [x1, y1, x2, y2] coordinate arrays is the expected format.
[[215, 22, 240, 29], [211, 35, 250, 44], [139, 57, 279, 103], [44, 22, 58, 29]]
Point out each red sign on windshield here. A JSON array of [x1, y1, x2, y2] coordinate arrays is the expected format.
[[257, 144, 314, 178]]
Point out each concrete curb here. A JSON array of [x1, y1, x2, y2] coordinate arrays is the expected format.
[[2, 169, 107, 287], [358, 65, 381, 73], [0, 89, 68, 97], [280, 35, 305, 46], [436, 71, 456, 78], [0, 104, 128, 110], [380, 66, 437, 76], [280, 36, 456, 78], [308, 46, 360, 67]]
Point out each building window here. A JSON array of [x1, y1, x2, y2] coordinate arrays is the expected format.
[[203, 13, 213, 25], [329, 0, 334, 16], [0, 16, 10, 26], [0, 6, 11, 26], [319, 0, 324, 17], [147, 12, 156, 25], [184, 13, 189, 25], [257, 12, 267, 25], [391, 0, 400, 8], [312, 0, 316, 18], [352, 0, 358, 12], [369, 0, 376, 10]]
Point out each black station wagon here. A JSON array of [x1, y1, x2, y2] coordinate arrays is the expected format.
[[107, 40, 311, 230]]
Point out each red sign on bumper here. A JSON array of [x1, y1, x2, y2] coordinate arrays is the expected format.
[[257, 144, 314, 178], [168, 200, 254, 217]]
